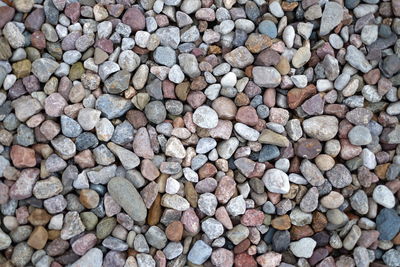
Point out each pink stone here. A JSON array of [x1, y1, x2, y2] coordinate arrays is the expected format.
[[215, 206, 233, 230], [122, 7, 145, 32], [16, 206, 29, 224], [44, 93, 68, 117], [154, 250, 167, 267], [133, 127, 154, 159], [263, 88, 276, 107], [140, 181, 158, 209], [241, 209, 265, 226], [0, 6, 15, 29], [72, 233, 97, 256], [187, 91, 206, 109], [140, 159, 160, 181], [104, 193, 121, 217], [215, 176, 236, 204], [162, 80, 176, 99], [236, 106, 259, 126], [117, 213, 134, 231], [211, 248, 234, 267], [64, 2, 80, 23], [256, 251, 282, 267], [183, 112, 197, 133], [95, 39, 114, 54], [209, 120, 233, 140], [181, 208, 200, 234], [9, 168, 39, 200], [10, 145, 36, 168]]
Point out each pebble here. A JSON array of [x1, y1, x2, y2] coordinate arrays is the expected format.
[[372, 185, 395, 209], [289, 237, 317, 258]]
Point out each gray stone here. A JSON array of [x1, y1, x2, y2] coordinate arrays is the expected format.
[[187, 240, 212, 265]]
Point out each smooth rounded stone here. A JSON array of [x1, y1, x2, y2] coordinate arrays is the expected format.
[[300, 187, 319, 213], [31, 58, 59, 82], [71, 248, 103, 267], [272, 230, 290, 252], [252, 66, 281, 88], [329, 33, 344, 49], [372, 185, 395, 209], [262, 168, 290, 194], [361, 24, 378, 45], [107, 177, 147, 223], [258, 20, 277, 38], [320, 191, 344, 209], [343, 225, 362, 250], [193, 105, 218, 129], [376, 208, 400, 240], [196, 137, 217, 154], [0, 230, 11, 250], [303, 116, 338, 141], [300, 159, 325, 186], [144, 101, 167, 124], [226, 195, 246, 216], [350, 190, 369, 215], [187, 240, 212, 265], [348, 125, 372, 146], [234, 123, 260, 142], [202, 218, 224, 239], [163, 242, 183, 260], [60, 115, 82, 138], [161, 194, 189, 211], [289, 237, 317, 258]]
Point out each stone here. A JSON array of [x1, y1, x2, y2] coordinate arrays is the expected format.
[[71, 248, 103, 267], [303, 116, 338, 141], [107, 177, 147, 222], [223, 46, 254, 68], [193, 105, 219, 128], [376, 208, 400, 240], [188, 240, 212, 265], [31, 58, 59, 82], [290, 237, 317, 258], [61, 211, 85, 240], [320, 2, 343, 36], [373, 185, 395, 209], [262, 168, 290, 194], [252, 67, 281, 88]]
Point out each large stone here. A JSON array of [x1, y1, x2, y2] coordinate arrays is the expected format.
[[107, 177, 147, 222], [252, 66, 281, 88], [31, 58, 59, 82], [303, 116, 338, 141], [223, 46, 254, 68], [319, 2, 343, 36], [262, 168, 290, 194]]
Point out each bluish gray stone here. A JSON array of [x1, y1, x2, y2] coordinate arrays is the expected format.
[[187, 240, 212, 265]]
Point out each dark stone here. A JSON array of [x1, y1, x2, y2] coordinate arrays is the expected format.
[[376, 208, 400, 240], [259, 145, 280, 162], [272, 230, 290, 252], [75, 132, 99, 151]]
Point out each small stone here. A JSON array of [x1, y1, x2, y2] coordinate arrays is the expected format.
[[187, 240, 212, 265]]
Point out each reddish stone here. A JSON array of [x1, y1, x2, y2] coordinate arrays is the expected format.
[[287, 84, 317, 109], [235, 106, 258, 126], [162, 80, 176, 99], [294, 138, 322, 159], [244, 81, 261, 98], [122, 7, 145, 32], [211, 248, 234, 267], [215, 176, 236, 204], [357, 230, 380, 248], [363, 69, 380, 85], [256, 252, 282, 267], [316, 42, 335, 59], [95, 39, 114, 54], [44, 93, 68, 117], [64, 2, 80, 23], [16, 206, 29, 224], [241, 209, 265, 226], [187, 91, 206, 109], [165, 221, 184, 241], [10, 145, 36, 168], [62, 32, 81, 51], [263, 88, 276, 107], [23, 75, 40, 93], [31, 31, 46, 49], [141, 159, 160, 181], [0, 6, 15, 29], [126, 110, 148, 129], [181, 208, 200, 234], [308, 248, 329, 266], [340, 139, 362, 160], [255, 49, 280, 66], [324, 104, 348, 118], [198, 163, 217, 179], [291, 225, 314, 240], [74, 150, 95, 169], [71, 233, 97, 255], [234, 239, 251, 254], [215, 206, 233, 230], [234, 253, 257, 267], [154, 251, 167, 267]]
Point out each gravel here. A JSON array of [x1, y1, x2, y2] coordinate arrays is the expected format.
[[0, 1, 399, 266]]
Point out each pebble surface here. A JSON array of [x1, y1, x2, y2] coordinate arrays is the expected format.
[[0, 0, 399, 267]]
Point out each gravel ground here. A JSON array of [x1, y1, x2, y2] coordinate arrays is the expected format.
[[0, 0, 400, 266]]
